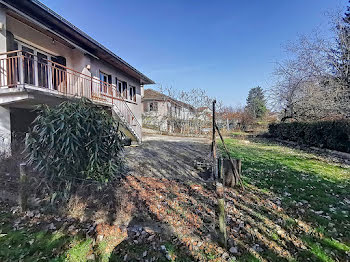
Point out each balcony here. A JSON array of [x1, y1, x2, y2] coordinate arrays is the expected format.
[[0, 50, 141, 142]]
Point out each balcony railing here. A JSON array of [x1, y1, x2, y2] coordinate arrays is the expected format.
[[0, 50, 141, 141]]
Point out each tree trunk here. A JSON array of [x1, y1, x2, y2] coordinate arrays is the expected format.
[[223, 158, 242, 188]]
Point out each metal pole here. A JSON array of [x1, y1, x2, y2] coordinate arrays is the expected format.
[[212, 99, 217, 180]]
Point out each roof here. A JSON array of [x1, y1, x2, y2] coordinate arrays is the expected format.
[[143, 89, 169, 101], [143, 89, 194, 110], [1, 0, 155, 85], [197, 106, 211, 112]]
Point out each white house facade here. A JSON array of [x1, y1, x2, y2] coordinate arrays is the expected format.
[[142, 89, 195, 133], [0, 0, 154, 153]]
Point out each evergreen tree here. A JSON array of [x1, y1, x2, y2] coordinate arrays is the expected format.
[[345, 1, 350, 24], [246, 86, 267, 119], [334, 1, 350, 86]]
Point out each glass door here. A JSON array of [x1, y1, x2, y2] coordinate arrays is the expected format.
[[22, 46, 35, 85], [37, 52, 48, 88], [16, 40, 59, 90]]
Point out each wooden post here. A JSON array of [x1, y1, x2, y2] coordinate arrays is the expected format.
[[19, 163, 28, 212], [212, 100, 217, 180], [218, 157, 224, 183], [215, 123, 244, 189], [216, 182, 227, 248]]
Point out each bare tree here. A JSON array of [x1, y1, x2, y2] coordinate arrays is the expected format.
[[178, 88, 215, 134], [269, 13, 350, 121]]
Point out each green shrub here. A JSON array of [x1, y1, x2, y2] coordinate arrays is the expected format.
[[26, 99, 124, 188], [268, 120, 350, 153]]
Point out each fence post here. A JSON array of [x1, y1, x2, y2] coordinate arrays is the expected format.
[[19, 163, 28, 212], [216, 181, 227, 248], [218, 157, 224, 182], [212, 100, 217, 180]]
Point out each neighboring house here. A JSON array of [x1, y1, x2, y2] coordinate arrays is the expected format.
[[197, 107, 240, 131], [142, 89, 195, 133], [0, 0, 154, 153], [216, 114, 239, 130], [196, 107, 212, 123]]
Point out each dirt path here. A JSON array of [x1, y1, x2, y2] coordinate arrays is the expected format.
[[125, 132, 212, 182]]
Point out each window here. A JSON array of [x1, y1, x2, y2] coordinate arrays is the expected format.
[[99, 71, 111, 93], [129, 86, 136, 102], [118, 82, 122, 97], [122, 81, 127, 98], [99, 72, 108, 83], [51, 56, 67, 90], [114, 78, 128, 99], [22, 46, 35, 85], [149, 102, 158, 112], [14, 40, 63, 90], [115, 77, 118, 96], [37, 52, 48, 87], [132, 86, 136, 102]]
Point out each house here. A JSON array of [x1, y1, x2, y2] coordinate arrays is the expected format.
[[196, 106, 212, 123], [142, 89, 195, 133], [0, 0, 154, 153]]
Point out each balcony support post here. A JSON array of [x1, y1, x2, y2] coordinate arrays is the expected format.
[[0, 106, 11, 156]]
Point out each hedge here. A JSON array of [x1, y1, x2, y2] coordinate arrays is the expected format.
[[268, 120, 350, 153]]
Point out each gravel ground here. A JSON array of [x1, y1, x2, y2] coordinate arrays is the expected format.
[[124, 132, 212, 182]]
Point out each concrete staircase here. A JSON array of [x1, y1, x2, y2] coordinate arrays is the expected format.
[[112, 105, 141, 143]]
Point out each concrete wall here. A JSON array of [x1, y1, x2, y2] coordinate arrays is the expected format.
[[0, 8, 10, 154], [0, 105, 38, 155], [0, 106, 10, 155]]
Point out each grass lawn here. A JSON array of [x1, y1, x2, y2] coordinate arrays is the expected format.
[[0, 137, 349, 261], [220, 138, 350, 261]]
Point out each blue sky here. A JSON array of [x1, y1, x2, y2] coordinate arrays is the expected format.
[[41, 0, 348, 107]]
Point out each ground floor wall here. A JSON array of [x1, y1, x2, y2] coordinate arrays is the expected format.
[[0, 106, 11, 155], [10, 107, 37, 138], [0, 105, 37, 155]]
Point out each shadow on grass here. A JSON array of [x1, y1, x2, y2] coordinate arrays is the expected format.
[[1, 137, 349, 261], [218, 138, 350, 261], [221, 139, 349, 227]]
